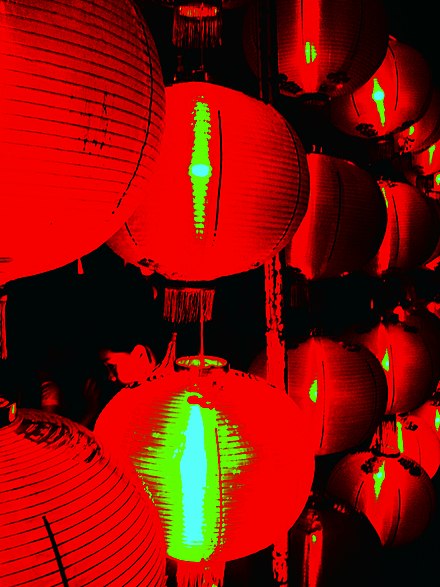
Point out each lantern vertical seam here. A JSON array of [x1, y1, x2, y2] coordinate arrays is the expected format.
[[42, 515, 70, 587]]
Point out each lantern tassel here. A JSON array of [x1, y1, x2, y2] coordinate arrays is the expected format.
[[164, 287, 215, 324], [176, 560, 225, 587], [0, 290, 8, 360], [172, 3, 222, 48]]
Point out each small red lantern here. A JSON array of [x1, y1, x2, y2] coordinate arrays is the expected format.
[[94, 354, 315, 583], [393, 88, 440, 155], [330, 36, 433, 139], [326, 418, 437, 548], [0, 0, 165, 286], [288, 492, 383, 586], [342, 320, 438, 414], [0, 400, 167, 587], [243, 0, 389, 100], [408, 138, 440, 179], [285, 153, 387, 280], [249, 336, 388, 456], [396, 413, 440, 479], [107, 81, 310, 281], [410, 390, 440, 444], [365, 180, 439, 275]]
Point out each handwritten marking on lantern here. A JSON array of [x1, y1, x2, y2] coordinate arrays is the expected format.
[[381, 348, 390, 371], [428, 144, 436, 165], [372, 78, 386, 127], [189, 99, 213, 238], [309, 379, 318, 403], [373, 460, 386, 499]]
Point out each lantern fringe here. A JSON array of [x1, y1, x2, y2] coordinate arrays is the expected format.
[[164, 287, 215, 324], [272, 540, 289, 585], [372, 415, 400, 457], [176, 560, 225, 587], [172, 6, 222, 48], [0, 291, 7, 360]]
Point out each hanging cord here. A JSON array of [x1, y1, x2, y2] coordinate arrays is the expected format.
[[0, 288, 8, 360]]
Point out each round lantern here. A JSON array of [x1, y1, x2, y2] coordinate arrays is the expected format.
[[288, 491, 383, 587], [94, 355, 315, 569], [285, 153, 387, 280], [0, 0, 165, 286], [408, 137, 440, 180], [393, 88, 440, 155], [326, 421, 437, 548], [396, 413, 440, 479], [249, 336, 388, 456], [242, 0, 389, 100], [410, 390, 440, 443], [341, 320, 438, 414], [107, 81, 310, 281], [0, 400, 166, 587], [365, 180, 439, 275], [330, 36, 433, 139]]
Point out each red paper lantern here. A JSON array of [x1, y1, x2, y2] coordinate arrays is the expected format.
[[0, 0, 165, 286], [107, 81, 310, 281], [365, 180, 439, 275], [94, 355, 315, 570], [249, 336, 388, 455], [396, 413, 440, 479], [243, 0, 388, 100], [326, 422, 436, 548], [342, 321, 438, 414], [285, 153, 387, 279], [330, 36, 433, 139], [408, 138, 440, 179], [0, 400, 166, 587], [393, 88, 440, 155], [410, 390, 440, 444], [288, 492, 382, 586]]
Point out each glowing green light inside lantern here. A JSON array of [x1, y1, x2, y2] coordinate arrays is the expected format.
[[137, 389, 251, 562], [435, 408, 440, 432], [373, 460, 386, 499], [305, 41, 317, 63], [435, 173, 440, 186], [372, 78, 386, 126], [311, 533, 317, 543], [309, 379, 318, 403], [408, 125, 415, 136], [189, 100, 213, 238], [381, 348, 390, 371], [396, 421, 404, 453], [428, 144, 436, 165], [380, 186, 388, 208]]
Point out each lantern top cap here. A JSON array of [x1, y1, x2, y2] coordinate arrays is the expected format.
[[175, 355, 228, 374], [0, 397, 17, 428]]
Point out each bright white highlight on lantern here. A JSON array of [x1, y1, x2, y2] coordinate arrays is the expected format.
[[181, 405, 207, 546], [190, 163, 211, 178]]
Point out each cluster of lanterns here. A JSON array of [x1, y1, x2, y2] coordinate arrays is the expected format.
[[1, 0, 439, 586]]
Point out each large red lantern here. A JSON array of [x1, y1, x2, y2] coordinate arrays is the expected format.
[[341, 320, 438, 414], [94, 354, 315, 583], [243, 0, 389, 100], [0, 400, 167, 587], [249, 336, 388, 456], [330, 36, 433, 139], [326, 419, 436, 548], [285, 153, 387, 280], [107, 81, 310, 281], [365, 180, 439, 275], [0, 0, 165, 286]]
